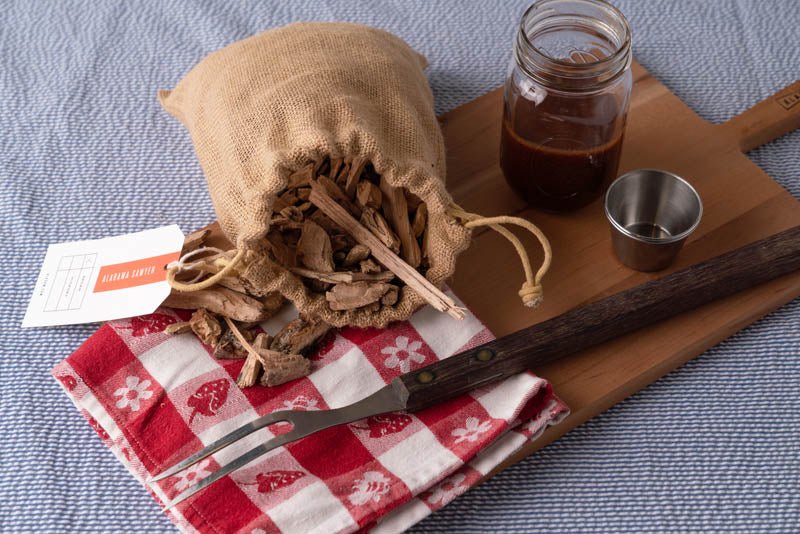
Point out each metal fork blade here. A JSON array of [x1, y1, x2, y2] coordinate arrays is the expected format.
[[163, 429, 304, 510], [154, 382, 408, 509], [149, 410, 292, 482]]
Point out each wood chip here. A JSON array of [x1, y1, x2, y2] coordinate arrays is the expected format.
[[356, 180, 382, 210], [344, 156, 368, 197], [326, 281, 392, 310], [270, 317, 332, 355], [313, 156, 327, 176], [262, 292, 286, 316], [279, 206, 304, 222], [329, 158, 343, 182], [181, 229, 210, 254], [310, 184, 464, 319], [360, 208, 401, 254], [165, 321, 192, 335], [380, 176, 421, 268], [267, 229, 297, 268], [164, 287, 273, 323], [381, 285, 399, 306], [309, 210, 343, 234], [335, 162, 350, 187], [297, 219, 334, 272], [360, 258, 383, 274], [287, 164, 314, 189], [216, 275, 250, 294], [343, 244, 371, 266], [277, 189, 300, 208], [290, 267, 394, 284], [253, 332, 272, 350], [214, 325, 255, 359], [236, 351, 262, 388], [317, 175, 362, 218], [412, 203, 427, 238], [255, 349, 311, 387], [189, 309, 222, 346], [296, 187, 311, 202]]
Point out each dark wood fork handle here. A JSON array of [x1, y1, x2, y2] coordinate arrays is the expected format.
[[397, 226, 800, 412]]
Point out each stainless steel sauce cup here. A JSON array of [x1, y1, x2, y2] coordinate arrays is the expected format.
[[604, 169, 703, 271]]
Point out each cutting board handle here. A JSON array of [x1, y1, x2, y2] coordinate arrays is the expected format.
[[720, 80, 800, 152], [397, 225, 800, 412]]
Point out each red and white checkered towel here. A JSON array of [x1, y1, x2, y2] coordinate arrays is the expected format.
[[52, 292, 568, 533]]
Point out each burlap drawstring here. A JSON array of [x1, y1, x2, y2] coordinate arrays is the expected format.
[[448, 206, 552, 308], [166, 248, 246, 292]]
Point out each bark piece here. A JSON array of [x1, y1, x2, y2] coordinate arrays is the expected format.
[[317, 175, 361, 218], [165, 321, 192, 335], [412, 203, 427, 238], [380, 176, 421, 268], [329, 158, 343, 182], [360, 208, 401, 254], [360, 258, 383, 274], [381, 285, 399, 306], [255, 349, 311, 387], [356, 180, 382, 210], [236, 352, 262, 388], [309, 184, 464, 319], [216, 275, 249, 294], [266, 229, 297, 268], [309, 211, 342, 234], [164, 287, 272, 322], [278, 206, 304, 223], [270, 317, 332, 355], [326, 281, 392, 310], [253, 332, 272, 350], [189, 309, 222, 347], [287, 164, 314, 189], [181, 229, 210, 255], [335, 162, 350, 187], [343, 244, 371, 266], [214, 325, 255, 359], [291, 267, 394, 284], [277, 189, 300, 208], [262, 292, 286, 316], [297, 219, 334, 272], [344, 157, 368, 197]]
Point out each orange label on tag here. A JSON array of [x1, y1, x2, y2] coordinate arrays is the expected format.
[[93, 252, 180, 293]]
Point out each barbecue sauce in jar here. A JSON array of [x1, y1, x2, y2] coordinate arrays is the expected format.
[[501, 0, 632, 212]]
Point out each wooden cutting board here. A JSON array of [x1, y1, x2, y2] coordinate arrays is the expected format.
[[439, 61, 800, 474], [200, 60, 800, 478]]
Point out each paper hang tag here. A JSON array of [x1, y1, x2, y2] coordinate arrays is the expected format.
[[22, 225, 185, 328]]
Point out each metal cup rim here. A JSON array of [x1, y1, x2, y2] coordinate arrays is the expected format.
[[604, 168, 703, 245]]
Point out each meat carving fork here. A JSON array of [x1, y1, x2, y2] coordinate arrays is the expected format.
[[151, 226, 800, 509]]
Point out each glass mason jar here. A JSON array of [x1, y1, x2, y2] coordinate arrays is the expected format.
[[500, 0, 632, 212]]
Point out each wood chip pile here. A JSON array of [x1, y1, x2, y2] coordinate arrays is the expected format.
[[163, 156, 434, 389]]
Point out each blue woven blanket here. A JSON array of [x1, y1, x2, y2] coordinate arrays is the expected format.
[[1, 1, 797, 531]]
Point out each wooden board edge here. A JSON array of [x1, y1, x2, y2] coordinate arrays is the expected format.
[[477, 274, 800, 483]]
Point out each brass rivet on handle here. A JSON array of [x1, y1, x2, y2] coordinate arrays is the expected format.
[[475, 348, 495, 362], [416, 370, 435, 384]]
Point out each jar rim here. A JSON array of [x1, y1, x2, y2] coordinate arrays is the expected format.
[[515, 0, 632, 90]]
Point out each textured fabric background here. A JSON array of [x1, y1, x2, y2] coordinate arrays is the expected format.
[[1, 1, 797, 532]]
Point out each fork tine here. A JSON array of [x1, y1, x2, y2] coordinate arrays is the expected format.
[[163, 429, 305, 510], [149, 410, 293, 482]]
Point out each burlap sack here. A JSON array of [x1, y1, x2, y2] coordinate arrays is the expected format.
[[160, 22, 474, 328]]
